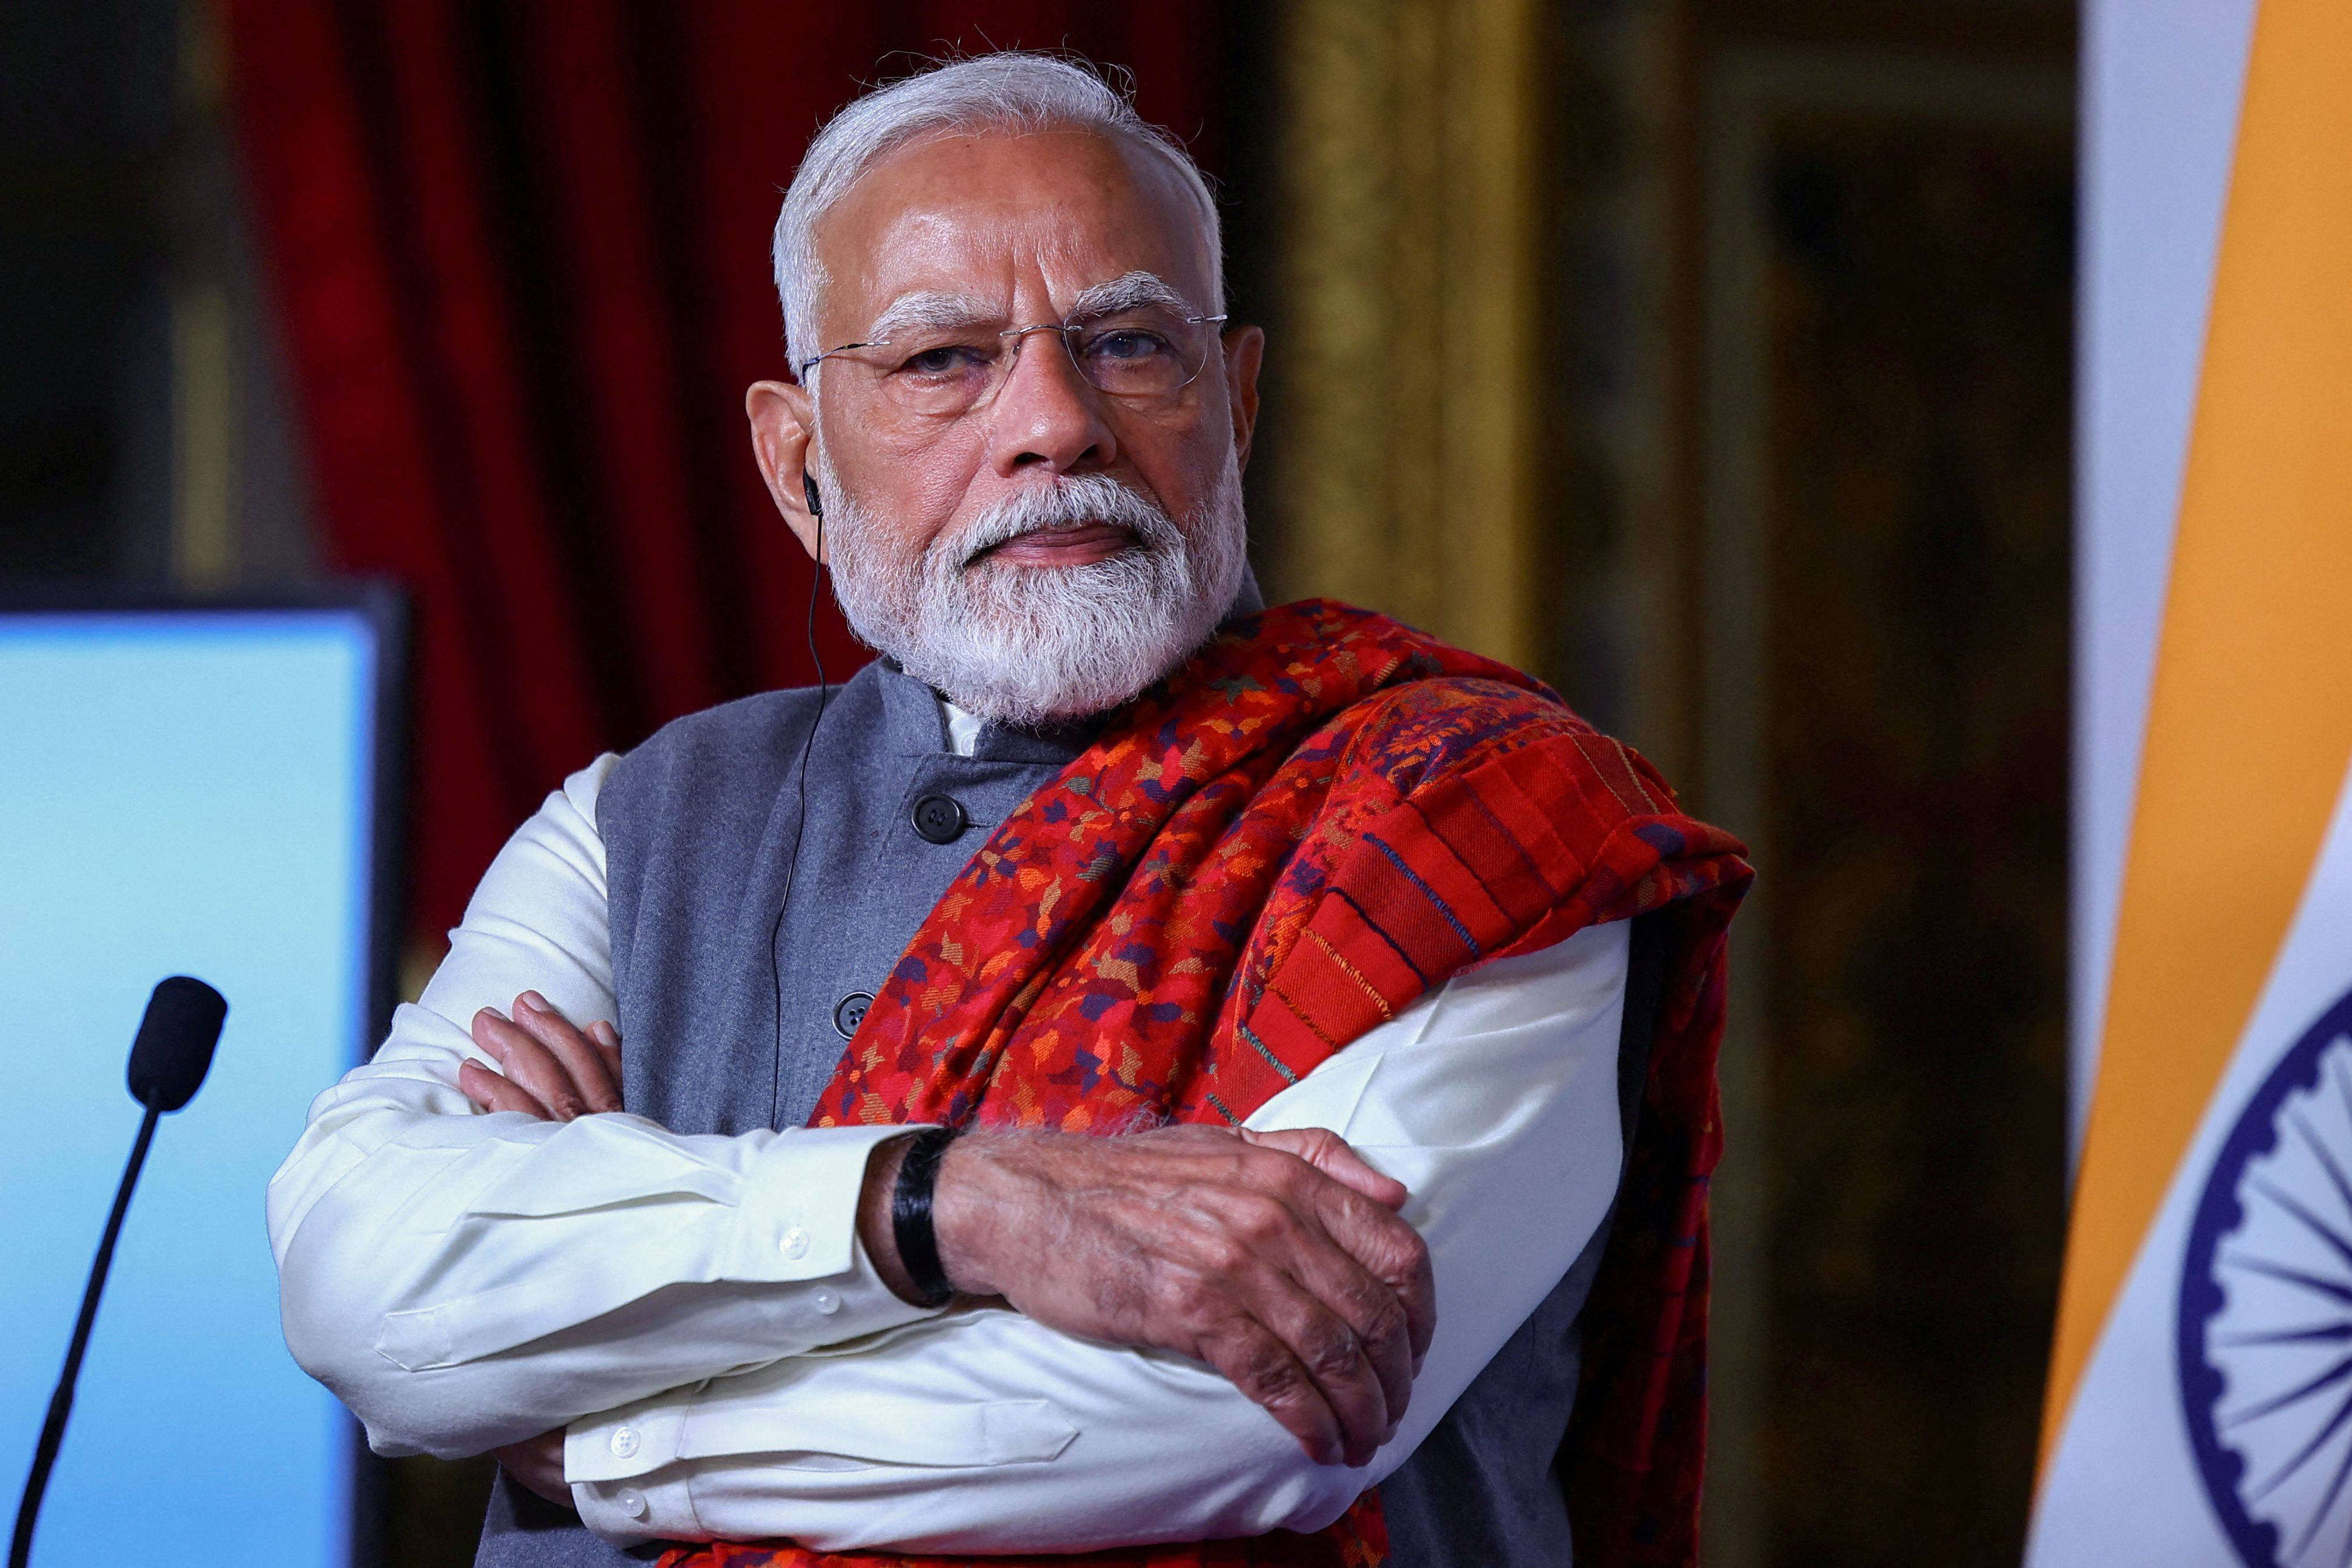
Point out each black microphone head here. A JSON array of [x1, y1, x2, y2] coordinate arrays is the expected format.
[[127, 976, 227, 1113]]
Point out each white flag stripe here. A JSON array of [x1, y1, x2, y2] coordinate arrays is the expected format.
[[2071, 0, 2255, 1162]]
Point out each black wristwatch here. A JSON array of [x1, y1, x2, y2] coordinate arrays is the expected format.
[[890, 1125, 962, 1308]]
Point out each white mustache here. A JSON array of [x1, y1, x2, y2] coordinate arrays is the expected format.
[[952, 476, 1183, 567], [818, 442, 1249, 728]]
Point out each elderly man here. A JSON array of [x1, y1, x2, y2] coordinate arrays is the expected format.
[[270, 54, 1746, 1568]]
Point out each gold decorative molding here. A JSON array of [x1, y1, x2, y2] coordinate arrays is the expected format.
[[1264, 0, 1545, 672], [172, 281, 238, 590]]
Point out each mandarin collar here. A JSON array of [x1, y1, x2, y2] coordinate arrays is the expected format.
[[872, 658, 1097, 764]]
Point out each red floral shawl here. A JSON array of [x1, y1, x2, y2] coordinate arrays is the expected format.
[[659, 599, 1750, 1568]]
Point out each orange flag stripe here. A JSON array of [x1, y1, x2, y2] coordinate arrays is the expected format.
[[2042, 0, 2352, 1474]]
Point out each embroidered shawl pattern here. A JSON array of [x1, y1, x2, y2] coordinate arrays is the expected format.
[[657, 599, 1750, 1568]]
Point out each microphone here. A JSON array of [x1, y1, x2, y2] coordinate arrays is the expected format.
[[9, 977, 226, 1568], [126, 976, 227, 1113]]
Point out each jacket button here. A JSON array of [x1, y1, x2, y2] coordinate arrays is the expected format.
[[833, 992, 873, 1038], [911, 794, 968, 843]]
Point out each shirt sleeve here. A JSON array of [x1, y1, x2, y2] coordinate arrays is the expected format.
[[565, 919, 1632, 1553], [266, 757, 940, 1461]]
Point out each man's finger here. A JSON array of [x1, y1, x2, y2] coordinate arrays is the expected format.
[[1242, 1127, 1408, 1211], [491, 1430, 572, 1510], [1197, 1318, 1345, 1467], [1276, 1227, 1416, 1439], [511, 992, 623, 1113], [458, 1058, 553, 1119], [472, 1009, 589, 1120], [588, 1020, 624, 1095], [1246, 1265, 1392, 1467], [1309, 1180, 1437, 1369]]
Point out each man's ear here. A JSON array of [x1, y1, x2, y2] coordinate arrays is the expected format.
[[1223, 325, 1265, 473], [746, 379, 824, 561]]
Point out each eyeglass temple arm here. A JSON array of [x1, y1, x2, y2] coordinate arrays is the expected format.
[[798, 339, 890, 379]]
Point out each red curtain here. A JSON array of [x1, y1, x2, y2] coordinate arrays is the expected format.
[[223, 0, 1235, 946]]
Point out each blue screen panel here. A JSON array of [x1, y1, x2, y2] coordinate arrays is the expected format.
[[0, 609, 381, 1566]]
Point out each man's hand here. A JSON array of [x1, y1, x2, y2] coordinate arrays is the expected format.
[[458, 994, 611, 1512], [457, 992, 623, 1120], [877, 1123, 1436, 1470], [493, 1429, 571, 1510]]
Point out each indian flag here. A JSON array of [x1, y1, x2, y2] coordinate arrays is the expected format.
[[2032, 0, 2352, 1560]]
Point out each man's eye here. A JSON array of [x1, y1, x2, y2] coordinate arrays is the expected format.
[[1086, 330, 1174, 363], [896, 345, 988, 377]]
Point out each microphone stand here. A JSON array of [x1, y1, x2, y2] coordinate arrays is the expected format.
[[9, 1105, 161, 1568]]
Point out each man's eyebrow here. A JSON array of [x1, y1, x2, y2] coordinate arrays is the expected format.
[[865, 291, 999, 342], [862, 274, 1198, 342], [1067, 271, 1194, 319]]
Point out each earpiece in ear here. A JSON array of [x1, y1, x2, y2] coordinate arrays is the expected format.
[[801, 472, 825, 521]]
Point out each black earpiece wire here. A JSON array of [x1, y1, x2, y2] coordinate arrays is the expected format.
[[769, 474, 833, 1123], [787, 486, 830, 904]]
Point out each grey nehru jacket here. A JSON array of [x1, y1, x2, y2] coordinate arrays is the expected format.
[[473, 618, 1621, 1568]]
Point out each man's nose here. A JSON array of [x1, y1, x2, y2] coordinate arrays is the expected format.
[[982, 328, 1119, 476]]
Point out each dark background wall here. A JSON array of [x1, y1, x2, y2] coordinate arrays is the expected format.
[[3, 0, 197, 583]]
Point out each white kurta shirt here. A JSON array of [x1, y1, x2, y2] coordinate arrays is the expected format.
[[268, 709, 1631, 1553]]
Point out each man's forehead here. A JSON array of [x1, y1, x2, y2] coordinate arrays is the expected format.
[[814, 128, 1214, 334]]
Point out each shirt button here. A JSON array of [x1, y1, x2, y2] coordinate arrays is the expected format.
[[911, 794, 969, 843], [813, 1286, 841, 1315], [615, 1488, 648, 1520], [832, 992, 873, 1038], [780, 1226, 810, 1260], [609, 1425, 640, 1459]]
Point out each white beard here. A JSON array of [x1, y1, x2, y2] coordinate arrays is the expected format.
[[820, 454, 1249, 728]]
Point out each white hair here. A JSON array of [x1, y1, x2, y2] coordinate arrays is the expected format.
[[773, 52, 1225, 369], [819, 458, 1250, 727]]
